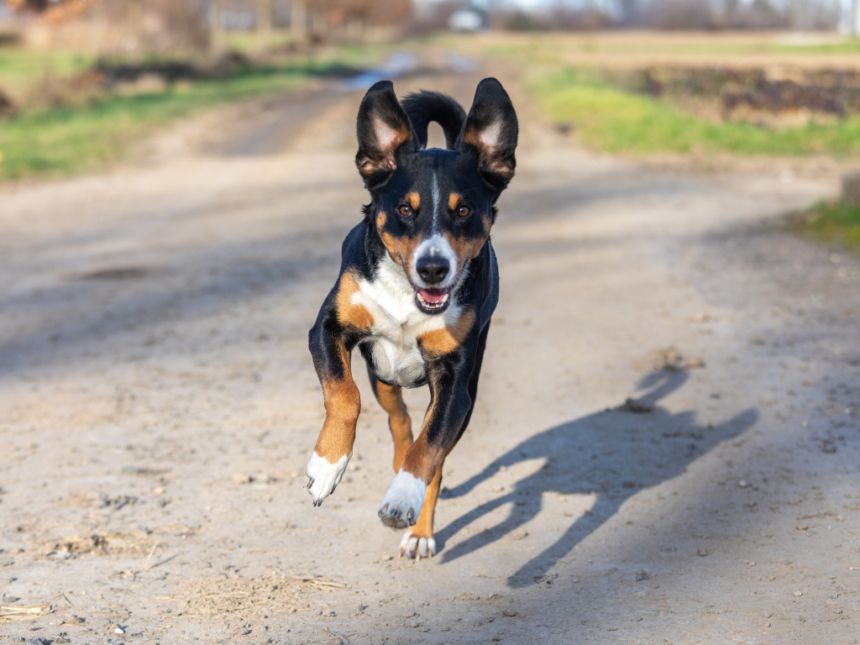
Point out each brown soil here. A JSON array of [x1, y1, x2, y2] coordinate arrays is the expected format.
[[1, 54, 859, 644]]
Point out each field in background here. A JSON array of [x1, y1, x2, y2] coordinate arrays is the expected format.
[[440, 31, 860, 159], [528, 68, 860, 157], [0, 47, 97, 99], [440, 31, 860, 254], [0, 40, 387, 182], [447, 31, 860, 70]]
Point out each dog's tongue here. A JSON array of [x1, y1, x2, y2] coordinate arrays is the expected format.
[[418, 288, 447, 304]]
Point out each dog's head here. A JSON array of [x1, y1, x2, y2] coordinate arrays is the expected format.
[[356, 78, 518, 315]]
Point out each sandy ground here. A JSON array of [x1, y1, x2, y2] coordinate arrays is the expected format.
[[1, 59, 860, 645]]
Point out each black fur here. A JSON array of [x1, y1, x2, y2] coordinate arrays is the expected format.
[[458, 78, 518, 192], [401, 90, 467, 150], [307, 78, 517, 535]]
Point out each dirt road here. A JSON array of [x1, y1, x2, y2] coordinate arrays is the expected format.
[[1, 61, 859, 645]]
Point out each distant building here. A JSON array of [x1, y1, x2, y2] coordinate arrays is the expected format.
[[448, 8, 487, 32]]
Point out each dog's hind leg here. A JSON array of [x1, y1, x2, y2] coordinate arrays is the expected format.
[[368, 367, 413, 472]]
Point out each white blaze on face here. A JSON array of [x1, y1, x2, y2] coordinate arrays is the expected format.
[[431, 172, 442, 229], [411, 234, 457, 289], [405, 171, 458, 291]]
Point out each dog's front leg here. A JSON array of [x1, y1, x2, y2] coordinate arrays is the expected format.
[[378, 359, 473, 529], [306, 318, 361, 506]]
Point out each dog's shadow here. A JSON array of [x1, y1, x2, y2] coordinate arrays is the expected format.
[[436, 370, 758, 587]]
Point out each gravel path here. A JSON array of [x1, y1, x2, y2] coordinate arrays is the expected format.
[[1, 63, 859, 645]]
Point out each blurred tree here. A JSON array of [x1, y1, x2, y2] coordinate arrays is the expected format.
[[128, 0, 143, 62], [853, 0, 860, 35], [616, 0, 639, 25], [257, 0, 273, 48], [291, 0, 307, 42], [723, 0, 739, 22], [7, 0, 102, 24], [210, 0, 225, 53], [289, 0, 410, 41]]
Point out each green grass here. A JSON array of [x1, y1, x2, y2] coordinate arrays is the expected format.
[[795, 201, 860, 255], [0, 48, 98, 97], [528, 68, 860, 157], [0, 58, 352, 182]]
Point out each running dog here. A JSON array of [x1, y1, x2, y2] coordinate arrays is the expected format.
[[306, 78, 518, 558]]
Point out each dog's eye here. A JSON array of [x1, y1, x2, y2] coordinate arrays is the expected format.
[[398, 205, 412, 217], [457, 205, 471, 218]]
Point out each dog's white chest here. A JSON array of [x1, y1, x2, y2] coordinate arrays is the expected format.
[[364, 333, 427, 387], [352, 258, 458, 387]]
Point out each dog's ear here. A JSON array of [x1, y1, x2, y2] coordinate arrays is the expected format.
[[457, 78, 518, 192], [355, 80, 416, 190]]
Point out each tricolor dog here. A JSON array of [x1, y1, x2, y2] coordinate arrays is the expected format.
[[306, 78, 518, 558]]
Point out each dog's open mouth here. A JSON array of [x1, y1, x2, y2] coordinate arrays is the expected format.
[[415, 287, 450, 315]]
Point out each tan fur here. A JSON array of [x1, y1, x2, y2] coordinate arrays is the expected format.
[[408, 463, 444, 544], [378, 207, 423, 268], [336, 270, 374, 331], [406, 192, 421, 210], [314, 344, 360, 462], [375, 381, 414, 472], [400, 432, 438, 483], [461, 127, 514, 180], [419, 309, 477, 358], [358, 123, 413, 178], [448, 192, 462, 211], [443, 228, 489, 264], [460, 128, 481, 149]]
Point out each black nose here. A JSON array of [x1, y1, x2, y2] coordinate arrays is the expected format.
[[416, 257, 449, 285]]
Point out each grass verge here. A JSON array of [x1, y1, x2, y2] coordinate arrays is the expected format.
[[0, 44, 384, 183], [0, 48, 97, 97], [528, 68, 860, 157], [793, 201, 860, 255]]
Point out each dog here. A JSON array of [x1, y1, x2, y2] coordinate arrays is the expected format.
[[305, 78, 518, 559]]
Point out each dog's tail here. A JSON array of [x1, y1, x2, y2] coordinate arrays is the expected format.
[[401, 90, 466, 150]]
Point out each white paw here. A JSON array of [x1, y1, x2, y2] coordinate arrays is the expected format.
[[399, 531, 436, 559], [306, 451, 350, 506], [378, 470, 426, 529]]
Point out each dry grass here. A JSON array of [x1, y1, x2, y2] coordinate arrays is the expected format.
[[0, 604, 55, 624], [175, 572, 348, 616], [443, 31, 860, 70]]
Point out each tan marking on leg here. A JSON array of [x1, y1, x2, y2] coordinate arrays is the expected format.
[[400, 432, 438, 484], [410, 462, 443, 541], [406, 192, 420, 210], [375, 381, 413, 472], [336, 270, 374, 330], [418, 309, 477, 358], [314, 343, 360, 462]]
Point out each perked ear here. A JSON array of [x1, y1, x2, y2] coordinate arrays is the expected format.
[[457, 78, 518, 192], [355, 80, 416, 190]]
